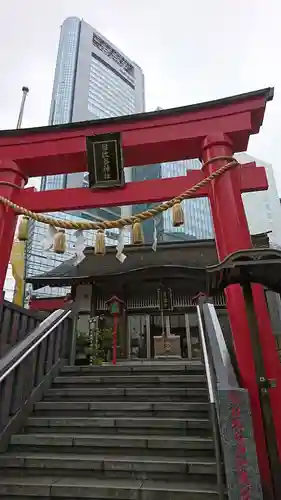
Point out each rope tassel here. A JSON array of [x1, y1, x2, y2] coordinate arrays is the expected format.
[[17, 216, 29, 241], [53, 229, 66, 254], [172, 202, 184, 227], [95, 229, 106, 255], [132, 221, 144, 245]]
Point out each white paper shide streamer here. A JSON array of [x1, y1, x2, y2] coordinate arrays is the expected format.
[[152, 219, 157, 252], [41, 226, 57, 251], [73, 230, 86, 264], [116, 228, 127, 263]]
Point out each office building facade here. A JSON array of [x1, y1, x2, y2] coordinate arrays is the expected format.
[[26, 17, 145, 297], [237, 152, 281, 247], [160, 153, 281, 246], [43, 17, 144, 194]]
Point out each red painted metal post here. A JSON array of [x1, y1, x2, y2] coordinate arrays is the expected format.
[[201, 133, 273, 488], [112, 313, 118, 365], [0, 160, 27, 294], [251, 283, 281, 459]]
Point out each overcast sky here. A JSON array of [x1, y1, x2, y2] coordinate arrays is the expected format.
[[1, 0, 281, 191]]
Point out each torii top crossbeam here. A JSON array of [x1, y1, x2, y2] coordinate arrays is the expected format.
[[0, 87, 273, 213], [0, 87, 273, 175]]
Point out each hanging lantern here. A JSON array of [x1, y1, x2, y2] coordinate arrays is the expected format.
[[17, 216, 29, 241], [95, 229, 106, 255], [53, 229, 66, 254], [132, 221, 144, 245], [172, 202, 184, 227]]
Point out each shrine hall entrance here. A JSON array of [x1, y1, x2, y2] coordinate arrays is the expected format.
[[127, 310, 202, 360]]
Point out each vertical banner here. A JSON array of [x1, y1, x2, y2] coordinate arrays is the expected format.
[[10, 241, 25, 306]]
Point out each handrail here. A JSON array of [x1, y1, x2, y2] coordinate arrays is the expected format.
[[196, 304, 224, 500], [0, 306, 72, 384], [196, 305, 215, 403], [200, 301, 238, 389], [0, 298, 46, 320], [197, 297, 263, 500], [0, 300, 48, 357]]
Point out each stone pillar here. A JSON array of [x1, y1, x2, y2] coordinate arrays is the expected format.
[[265, 290, 281, 336]]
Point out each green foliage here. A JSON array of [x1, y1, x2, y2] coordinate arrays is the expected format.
[[75, 323, 114, 365]]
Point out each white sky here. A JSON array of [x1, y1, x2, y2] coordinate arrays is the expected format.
[[1, 0, 281, 191]]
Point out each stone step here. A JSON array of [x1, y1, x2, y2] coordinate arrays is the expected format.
[[34, 400, 210, 419], [0, 361, 224, 497], [24, 416, 211, 437], [53, 374, 207, 387], [61, 362, 205, 376], [44, 386, 208, 402], [9, 433, 215, 458], [0, 475, 222, 499], [0, 452, 217, 482]]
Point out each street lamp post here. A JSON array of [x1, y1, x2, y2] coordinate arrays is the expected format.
[[12, 87, 30, 306], [16, 86, 29, 130]]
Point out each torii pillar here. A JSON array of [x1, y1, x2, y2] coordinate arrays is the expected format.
[[0, 159, 27, 291], [202, 133, 281, 494]]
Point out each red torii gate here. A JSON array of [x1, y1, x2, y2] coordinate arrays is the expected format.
[[0, 87, 280, 490]]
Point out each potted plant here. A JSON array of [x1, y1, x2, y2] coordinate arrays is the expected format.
[[75, 331, 90, 365], [75, 316, 116, 365]]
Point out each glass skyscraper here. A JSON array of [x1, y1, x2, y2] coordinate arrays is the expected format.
[[132, 163, 163, 243], [153, 107, 214, 241], [26, 17, 145, 297], [161, 159, 214, 240], [131, 158, 215, 244]]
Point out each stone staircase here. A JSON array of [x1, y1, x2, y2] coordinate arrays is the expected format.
[[0, 361, 225, 499]]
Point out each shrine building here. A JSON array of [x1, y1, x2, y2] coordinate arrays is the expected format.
[[27, 232, 280, 363]]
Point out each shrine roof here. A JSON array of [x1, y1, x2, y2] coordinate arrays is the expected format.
[[27, 239, 217, 290], [207, 247, 281, 294], [27, 233, 269, 291], [0, 87, 273, 137]]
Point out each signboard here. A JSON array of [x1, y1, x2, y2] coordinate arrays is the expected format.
[[157, 288, 173, 311], [86, 132, 125, 189]]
